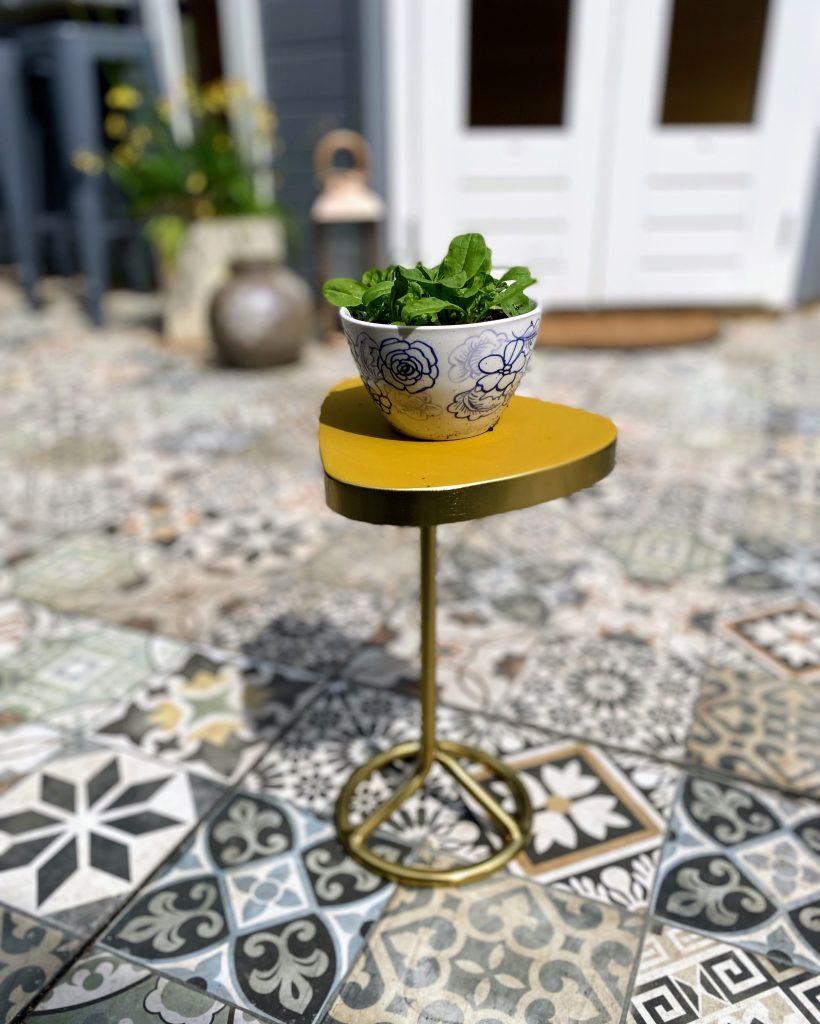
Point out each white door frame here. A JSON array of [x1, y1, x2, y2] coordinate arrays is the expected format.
[[140, 0, 274, 199], [386, 0, 820, 309]]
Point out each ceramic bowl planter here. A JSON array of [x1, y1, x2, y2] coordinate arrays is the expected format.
[[340, 307, 541, 440]]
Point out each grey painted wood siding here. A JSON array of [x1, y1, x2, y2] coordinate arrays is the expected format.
[[260, 0, 363, 283]]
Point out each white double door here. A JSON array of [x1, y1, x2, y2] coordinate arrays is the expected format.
[[387, 0, 820, 309]]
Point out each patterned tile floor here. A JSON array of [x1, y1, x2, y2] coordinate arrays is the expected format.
[[0, 283, 819, 1021]]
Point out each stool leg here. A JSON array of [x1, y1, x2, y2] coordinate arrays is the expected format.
[[51, 39, 107, 326], [420, 525, 437, 772], [0, 44, 40, 307]]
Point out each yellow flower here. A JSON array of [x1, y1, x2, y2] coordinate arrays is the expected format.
[[212, 132, 233, 154], [224, 80, 249, 102], [193, 199, 216, 218], [254, 105, 277, 136], [201, 80, 227, 114], [105, 84, 142, 111], [71, 149, 104, 175], [113, 143, 138, 167], [104, 113, 128, 139], [185, 171, 208, 195], [183, 75, 202, 114], [130, 125, 152, 148]]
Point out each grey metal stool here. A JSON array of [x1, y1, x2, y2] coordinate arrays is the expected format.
[[20, 20, 157, 324], [0, 37, 39, 306]]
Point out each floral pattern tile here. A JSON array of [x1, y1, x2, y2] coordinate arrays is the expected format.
[[723, 536, 820, 598], [654, 773, 820, 970], [208, 577, 392, 679], [0, 903, 80, 1024], [630, 921, 820, 1024], [91, 649, 319, 784], [442, 630, 703, 759], [721, 600, 820, 680], [325, 873, 642, 1024], [28, 947, 265, 1023], [8, 537, 150, 612], [102, 789, 409, 1024], [471, 741, 679, 910], [0, 743, 222, 934], [0, 600, 188, 732], [687, 668, 820, 797]]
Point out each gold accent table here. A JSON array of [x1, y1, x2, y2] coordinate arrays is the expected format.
[[320, 379, 617, 886]]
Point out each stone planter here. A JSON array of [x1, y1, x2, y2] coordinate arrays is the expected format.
[[163, 216, 286, 350], [340, 307, 542, 440]]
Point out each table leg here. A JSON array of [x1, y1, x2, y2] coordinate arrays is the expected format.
[[335, 525, 533, 886]]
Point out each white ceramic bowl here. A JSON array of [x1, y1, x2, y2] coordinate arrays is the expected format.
[[339, 307, 541, 440]]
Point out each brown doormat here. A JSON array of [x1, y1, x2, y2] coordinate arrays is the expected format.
[[537, 310, 720, 348]]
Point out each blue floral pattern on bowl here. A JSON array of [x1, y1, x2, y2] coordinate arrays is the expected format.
[[341, 309, 541, 440]]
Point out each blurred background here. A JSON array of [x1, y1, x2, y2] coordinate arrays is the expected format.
[[1, 0, 820, 348]]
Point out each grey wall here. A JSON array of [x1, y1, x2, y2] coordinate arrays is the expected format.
[[260, 0, 363, 285]]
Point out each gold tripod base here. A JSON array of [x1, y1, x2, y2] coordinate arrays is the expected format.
[[336, 739, 533, 887]]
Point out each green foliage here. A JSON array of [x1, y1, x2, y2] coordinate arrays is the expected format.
[[322, 234, 537, 326], [74, 79, 287, 268]]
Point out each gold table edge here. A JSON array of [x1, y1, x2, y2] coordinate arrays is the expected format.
[[323, 438, 617, 526]]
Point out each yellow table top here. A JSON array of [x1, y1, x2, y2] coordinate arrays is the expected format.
[[319, 379, 617, 526]]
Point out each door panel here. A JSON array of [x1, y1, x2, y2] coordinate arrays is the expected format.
[[599, 0, 820, 306], [415, 0, 614, 307]]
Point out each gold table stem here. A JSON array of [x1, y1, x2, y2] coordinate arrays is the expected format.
[[335, 526, 534, 887]]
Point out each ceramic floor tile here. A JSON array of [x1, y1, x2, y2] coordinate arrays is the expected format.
[[0, 600, 189, 732], [8, 537, 150, 611], [28, 946, 265, 1023], [468, 740, 679, 910], [653, 772, 820, 970], [723, 536, 820, 599], [0, 724, 63, 796], [72, 558, 271, 640], [687, 668, 820, 797], [630, 921, 820, 1023], [208, 578, 393, 680], [91, 649, 319, 784], [0, 903, 80, 1024], [720, 600, 820, 680], [0, 742, 222, 935], [324, 873, 642, 1024], [102, 789, 409, 1024], [447, 630, 703, 760]]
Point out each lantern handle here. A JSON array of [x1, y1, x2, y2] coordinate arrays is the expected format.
[[314, 129, 372, 182]]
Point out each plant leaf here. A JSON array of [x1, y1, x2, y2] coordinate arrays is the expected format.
[[362, 280, 394, 305], [438, 233, 491, 282], [402, 297, 462, 323], [322, 278, 365, 308]]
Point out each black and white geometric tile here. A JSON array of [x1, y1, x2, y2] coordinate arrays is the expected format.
[[654, 773, 820, 970], [630, 921, 820, 1024], [0, 744, 221, 933], [102, 789, 409, 1024]]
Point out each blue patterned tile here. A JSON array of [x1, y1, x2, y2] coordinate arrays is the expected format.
[[102, 789, 410, 1024]]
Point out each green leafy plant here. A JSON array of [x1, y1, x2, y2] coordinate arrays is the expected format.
[[72, 79, 287, 268], [322, 234, 537, 326]]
